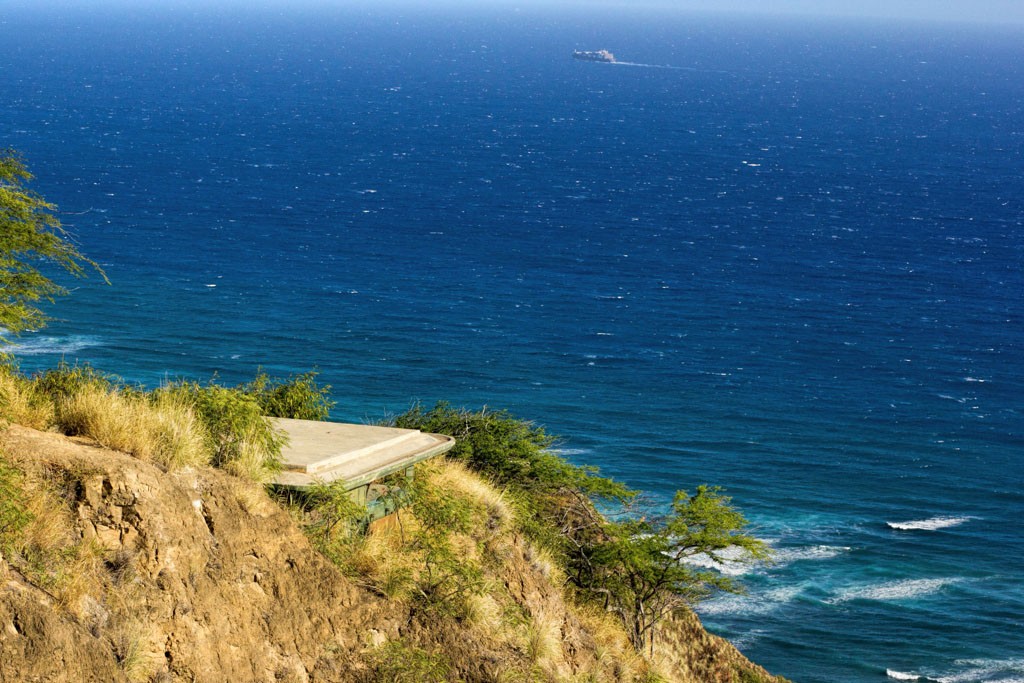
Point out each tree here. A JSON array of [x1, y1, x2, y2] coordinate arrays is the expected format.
[[0, 150, 105, 341], [393, 402, 767, 654], [568, 485, 768, 653]]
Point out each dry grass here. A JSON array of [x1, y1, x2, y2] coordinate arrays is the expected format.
[[231, 477, 277, 517], [148, 392, 209, 470], [523, 542, 564, 584], [58, 386, 155, 458], [525, 605, 564, 671], [56, 386, 210, 471], [572, 603, 648, 682], [426, 459, 513, 534], [346, 524, 417, 601], [0, 454, 106, 617], [111, 619, 159, 683], [465, 592, 507, 634], [0, 368, 54, 430], [220, 424, 281, 484]]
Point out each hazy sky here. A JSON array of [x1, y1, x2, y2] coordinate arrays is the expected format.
[[10, 0, 1024, 26], [539, 0, 1024, 25]]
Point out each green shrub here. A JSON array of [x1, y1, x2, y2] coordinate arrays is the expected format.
[[156, 381, 284, 483], [291, 479, 368, 563], [392, 402, 767, 656], [391, 402, 631, 502], [738, 668, 772, 683], [390, 402, 633, 567], [368, 640, 452, 683], [239, 370, 335, 420], [569, 486, 768, 652], [33, 361, 116, 402]]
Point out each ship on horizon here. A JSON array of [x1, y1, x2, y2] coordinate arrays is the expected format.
[[572, 49, 616, 63]]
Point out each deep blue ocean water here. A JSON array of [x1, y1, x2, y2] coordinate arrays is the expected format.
[[2, 4, 1022, 681]]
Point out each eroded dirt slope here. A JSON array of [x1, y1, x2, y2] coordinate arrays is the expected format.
[[0, 425, 785, 683]]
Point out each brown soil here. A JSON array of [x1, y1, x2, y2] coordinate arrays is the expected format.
[[0, 424, 786, 683]]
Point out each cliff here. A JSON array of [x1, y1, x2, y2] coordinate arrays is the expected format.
[[0, 423, 785, 682]]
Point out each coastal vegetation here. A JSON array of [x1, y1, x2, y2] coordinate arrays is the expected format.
[[0, 361, 779, 681], [390, 403, 768, 653], [0, 149, 106, 341], [0, 151, 780, 680]]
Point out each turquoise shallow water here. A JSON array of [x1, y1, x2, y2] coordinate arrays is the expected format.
[[3, 5, 1023, 681]]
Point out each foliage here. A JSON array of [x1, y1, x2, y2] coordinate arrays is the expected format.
[[392, 402, 632, 502], [292, 479, 368, 563], [569, 486, 768, 652], [391, 403, 633, 594], [368, 641, 453, 683], [738, 668, 774, 683], [0, 361, 53, 429], [403, 467, 487, 616], [3, 362, 336, 481], [32, 361, 116, 402], [155, 380, 284, 482], [145, 390, 210, 470], [0, 456, 32, 552], [0, 150, 106, 340], [239, 369, 335, 421], [393, 402, 766, 655]]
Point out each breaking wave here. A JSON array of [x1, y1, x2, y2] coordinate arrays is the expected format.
[[8, 335, 103, 356], [698, 585, 805, 617], [934, 658, 1024, 683], [684, 545, 760, 576], [685, 543, 850, 576], [887, 517, 974, 531], [828, 578, 963, 604], [887, 671, 922, 681], [773, 545, 851, 564], [886, 659, 1024, 683]]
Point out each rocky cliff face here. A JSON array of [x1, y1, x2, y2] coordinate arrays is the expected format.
[[1, 424, 391, 682], [0, 425, 784, 683]]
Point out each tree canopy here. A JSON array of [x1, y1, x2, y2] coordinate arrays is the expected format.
[[394, 402, 769, 654], [0, 150, 105, 341], [569, 486, 769, 652]]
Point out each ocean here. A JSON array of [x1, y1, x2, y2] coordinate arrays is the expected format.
[[2, 4, 1022, 681]]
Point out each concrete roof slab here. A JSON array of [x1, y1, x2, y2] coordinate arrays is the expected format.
[[269, 417, 455, 489]]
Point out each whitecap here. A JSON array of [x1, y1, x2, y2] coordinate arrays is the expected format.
[[827, 577, 963, 604], [773, 545, 851, 565], [887, 516, 973, 531], [730, 628, 767, 651], [551, 448, 592, 457], [936, 658, 1024, 683], [887, 670, 921, 681], [9, 335, 102, 356], [684, 542, 848, 577], [684, 545, 760, 576], [698, 585, 804, 617]]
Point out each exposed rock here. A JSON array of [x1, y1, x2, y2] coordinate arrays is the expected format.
[[0, 424, 785, 682], [1, 425, 385, 682]]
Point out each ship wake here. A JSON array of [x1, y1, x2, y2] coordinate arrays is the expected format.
[[612, 62, 728, 73]]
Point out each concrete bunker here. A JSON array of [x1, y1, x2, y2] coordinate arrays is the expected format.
[[269, 417, 455, 523]]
